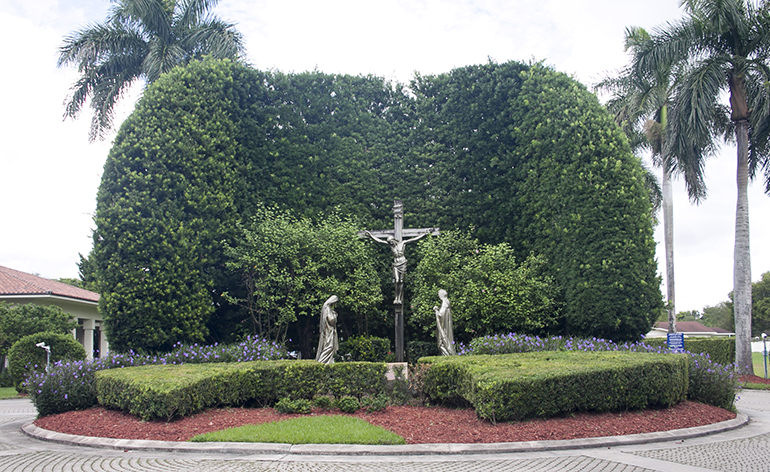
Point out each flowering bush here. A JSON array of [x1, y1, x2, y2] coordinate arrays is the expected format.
[[463, 333, 739, 410], [27, 336, 287, 417]]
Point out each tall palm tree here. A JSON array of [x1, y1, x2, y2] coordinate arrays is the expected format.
[[58, 0, 245, 142], [595, 26, 682, 334], [634, 0, 770, 375]]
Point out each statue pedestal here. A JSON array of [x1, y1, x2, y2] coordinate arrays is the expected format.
[[385, 362, 408, 381]]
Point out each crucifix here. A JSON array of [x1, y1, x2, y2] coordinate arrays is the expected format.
[[361, 200, 439, 362]]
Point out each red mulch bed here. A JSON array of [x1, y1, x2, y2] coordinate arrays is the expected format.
[[34, 401, 734, 444], [742, 375, 770, 385]]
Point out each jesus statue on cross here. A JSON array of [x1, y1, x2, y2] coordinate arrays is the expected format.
[[362, 200, 439, 362], [363, 230, 432, 304]]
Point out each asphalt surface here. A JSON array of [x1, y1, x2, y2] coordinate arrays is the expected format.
[[1, 390, 769, 472]]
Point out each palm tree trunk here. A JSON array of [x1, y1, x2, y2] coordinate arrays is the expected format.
[[660, 105, 676, 334], [734, 119, 753, 375], [662, 167, 676, 333]]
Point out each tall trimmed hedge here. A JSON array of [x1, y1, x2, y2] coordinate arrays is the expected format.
[[86, 58, 661, 352]]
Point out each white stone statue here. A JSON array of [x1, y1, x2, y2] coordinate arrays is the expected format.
[[315, 295, 339, 364], [434, 289, 456, 355]]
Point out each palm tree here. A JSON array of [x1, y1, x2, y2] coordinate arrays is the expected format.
[[595, 26, 683, 334], [58, 0, 245, 141], [634, 0, 770, 375]]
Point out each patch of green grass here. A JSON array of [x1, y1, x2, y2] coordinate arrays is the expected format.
[[190, 415, 405, 445], [0, 387, 22, 399], [753, 352, 769, 378], [743, 382, 770, 390]]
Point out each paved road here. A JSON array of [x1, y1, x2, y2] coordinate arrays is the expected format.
[[1, 390, 769, 472]]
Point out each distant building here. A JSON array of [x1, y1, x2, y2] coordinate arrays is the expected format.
[[647, 321, 734, 338], [0, 265, 107, 359]]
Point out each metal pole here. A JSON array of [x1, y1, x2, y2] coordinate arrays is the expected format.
[[763, 333, 768, 379]]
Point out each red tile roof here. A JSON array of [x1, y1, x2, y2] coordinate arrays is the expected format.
[[654, 321, 731, 334], [0, 265, 99, 303]]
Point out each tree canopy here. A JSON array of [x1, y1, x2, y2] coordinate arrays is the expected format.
[[86, 58, 662, 352], [58, 0, 244, 141]]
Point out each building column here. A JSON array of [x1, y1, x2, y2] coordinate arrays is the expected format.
[[82, 319, 95, 360], [99, 325, 110, 358]]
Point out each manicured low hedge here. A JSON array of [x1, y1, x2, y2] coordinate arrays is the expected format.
[[419, 351, 688, 423], [96, 360, 387, 421]]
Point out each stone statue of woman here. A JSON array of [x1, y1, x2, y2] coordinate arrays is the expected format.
[[315, 295, 339, 364], [434, 289, 456, 355]]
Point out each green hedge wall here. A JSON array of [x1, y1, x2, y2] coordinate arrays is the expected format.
[[644, 337, 735, 366], [419, 351, 688, 423], [95, 360, 387, 421]]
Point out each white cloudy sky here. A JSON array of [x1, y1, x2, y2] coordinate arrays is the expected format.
[[0, 0, 768, 314]]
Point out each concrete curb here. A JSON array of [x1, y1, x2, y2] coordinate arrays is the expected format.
[[21, 413, 750, 456]]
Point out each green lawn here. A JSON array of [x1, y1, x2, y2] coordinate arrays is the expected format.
[[753, 352, 769, 378], [0, 387, 22, 400], [190, 415, 405, 445]]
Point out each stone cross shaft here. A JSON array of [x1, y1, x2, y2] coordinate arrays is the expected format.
[[361, 199, 439, 362]]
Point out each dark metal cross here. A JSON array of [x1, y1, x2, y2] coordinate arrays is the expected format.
[[361, 200, 439, 362]]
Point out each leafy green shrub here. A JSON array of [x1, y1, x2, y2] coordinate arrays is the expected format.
[[420, 351, 688, 423], [337, 396, 360, 413], [412, 234, 560, 342], [9, 332, 86, 392], [687, 352, 739, 410], [274, 397, 312, 414], [313, 396, 333, 409], [26, 360, 97, 417], [407, 341, 438, 363], [388, 364, 410, 406], [325, 362, 387, 399], [337, 336, 391, 362], [643, 337, 735, 366], [361, 394, 389, 412], [0, 369, 12, 388]]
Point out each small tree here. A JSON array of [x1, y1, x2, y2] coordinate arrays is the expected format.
[[224, 206, 384, 352], [411, 231, 560, 343], [0, 303, 78, 370]]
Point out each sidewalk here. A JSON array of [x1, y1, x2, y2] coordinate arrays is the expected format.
[[1, 390, 769, 471]]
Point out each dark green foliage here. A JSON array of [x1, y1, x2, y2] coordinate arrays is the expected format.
[[419, 352, 688, 423], [89, 58, 661, 350], [274, 397, 312, 414], [324, 362, 388, 399], [336, 396, 360, 413], [8, 332, 86, 392], [313, 396, 333, 409], [337, 335, 391, 362], [412, 231, 560, 342], [406, 341, 438, 363], [95, 360, 388, 421], [223, 207, 384, 350], [361, 394, 389, 412], [0, 303, 78, 357], [644, 337, 736, 366], [752, 272, 770, 336], [27, 362, 98, 417]]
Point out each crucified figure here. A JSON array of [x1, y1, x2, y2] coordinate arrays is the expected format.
[[364, 229, 433, 304]]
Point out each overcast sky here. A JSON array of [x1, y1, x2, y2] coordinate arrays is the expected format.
[[0, 0, 768, 314]]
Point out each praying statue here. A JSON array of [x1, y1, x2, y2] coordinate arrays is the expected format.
[[364, 229, 432, 304], [434, 289, 456, 355], [315, 295, 339, 364]]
